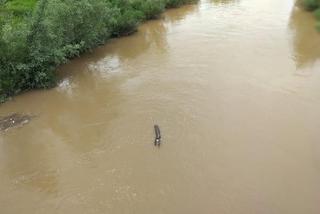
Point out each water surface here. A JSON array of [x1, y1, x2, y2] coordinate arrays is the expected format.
[[1, 0, 320, 213]]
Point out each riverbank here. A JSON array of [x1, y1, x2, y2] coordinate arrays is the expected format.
[[0, 0, 197, 102]]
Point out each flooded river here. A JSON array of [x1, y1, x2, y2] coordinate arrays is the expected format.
[[1, 0, 320, 213]]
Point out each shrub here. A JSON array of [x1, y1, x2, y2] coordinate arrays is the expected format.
[[166, 0, 195, 8], [109, 8, 143, 37], [303, 0, 320, 11], [0, 0, 198, 102], [109, 0, 170, 36], [131, 0, 166, 19], [1, 0, 115, 99], [0, 16, 30, 96], [4, 0, 37, 16], [314, 8, 320, 19]]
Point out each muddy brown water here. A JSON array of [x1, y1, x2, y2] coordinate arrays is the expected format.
[[1, 0, 320, 213]]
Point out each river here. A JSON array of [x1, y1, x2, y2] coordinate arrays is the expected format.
[[1, 0, 320, 213]]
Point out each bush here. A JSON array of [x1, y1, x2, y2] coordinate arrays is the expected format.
[[0, 0, 198, 102], [0, 16, 30, 96], [131, 0, 166, 19], [166, 0, 196, 8], [4, 0, 37, 16], [303, 0, 320, 11], [314, 8, 320, 19], [109, 8, 143, 37], [1, 0, 115, 98]]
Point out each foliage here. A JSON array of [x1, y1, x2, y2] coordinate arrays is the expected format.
[[131, 0, 166, 19], [4, 0, 37, 16], [302, 0, 320, 31], [303, 0, 320, 11], [0, 0, 198, 102], [314, 8, 320, 19], [165, 0, 196, 8]]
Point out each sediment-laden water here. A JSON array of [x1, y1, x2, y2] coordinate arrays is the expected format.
[[1, 0, 320, 213]]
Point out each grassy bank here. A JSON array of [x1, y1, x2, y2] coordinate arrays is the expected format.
[[302, 0, 320, 31], [0, 0, 197, 102]]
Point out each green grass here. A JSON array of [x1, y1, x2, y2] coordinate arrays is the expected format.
[[1, 0, 37, 16]]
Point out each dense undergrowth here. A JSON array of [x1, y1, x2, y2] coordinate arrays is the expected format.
[[0, 0, 197, 102], [302, 0, 320, 31]]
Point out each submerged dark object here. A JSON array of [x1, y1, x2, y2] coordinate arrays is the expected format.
[[154, 125, 161, 146], [0, 113, 33, 131]]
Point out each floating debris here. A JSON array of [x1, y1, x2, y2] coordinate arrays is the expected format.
[[0, 113, 34, 132], [154, 125, 161, 146]]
